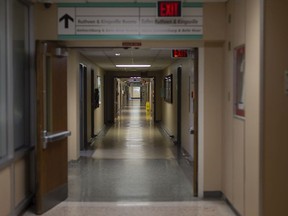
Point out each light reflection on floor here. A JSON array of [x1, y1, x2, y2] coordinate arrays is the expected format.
[[23, 99, 236, 216]]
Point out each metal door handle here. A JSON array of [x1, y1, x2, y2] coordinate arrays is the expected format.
[[42, 130, 71, 149]]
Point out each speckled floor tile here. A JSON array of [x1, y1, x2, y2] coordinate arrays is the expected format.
[[24, 101, 236, 215], [23, 201, 237, 216], [67, 158, 195, 202]]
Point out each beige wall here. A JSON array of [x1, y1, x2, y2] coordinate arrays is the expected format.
[[161, 67, 178, 137], [67, 49, 105, 161], [203, 44, 224, 191], [160, 42, 225, 193], [244, 0, 261, 215], [222, 0, 246, 214], [34, 4, 58, 40], [0, 167, 11, 216], [67, 49, 80, 161], [161, 58, 196, 157], [14, 156, 30, 207], [203, 3, 226, 41], [0, 155, 32, 216], [263, 1, 288, 215], [222, 0, 261, 215], [180, 59, 195, 157]]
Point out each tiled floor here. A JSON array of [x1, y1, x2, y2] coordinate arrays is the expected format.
[[24, 201, 236, 216], [23, 100, 236, 215]]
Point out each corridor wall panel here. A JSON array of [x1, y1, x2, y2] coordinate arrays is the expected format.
[[222, 0, 261, 215], [203, 45, 224, 192], [67, 49, 105, 161], [0, 167, 11, 216]]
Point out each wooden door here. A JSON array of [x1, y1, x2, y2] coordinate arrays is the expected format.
[[35, 41, 71, 214], [79, 64, 88, 150]]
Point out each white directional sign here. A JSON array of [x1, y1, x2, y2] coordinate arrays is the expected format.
[[58, 3, 203, 39], [58, 7, 75, 35]]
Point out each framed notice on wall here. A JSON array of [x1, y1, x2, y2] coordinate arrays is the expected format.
[[164, 74, 173, 103], [234, 45, 245, 118]]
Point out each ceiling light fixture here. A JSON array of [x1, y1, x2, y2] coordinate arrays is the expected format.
[[115, 53, 121, 56], [116, 65, 151, 68]]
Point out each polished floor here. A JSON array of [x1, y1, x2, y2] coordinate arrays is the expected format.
[[24, 100, 236, 215]]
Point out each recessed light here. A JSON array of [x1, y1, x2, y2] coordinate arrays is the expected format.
[[116, 65, 151, 68], [115, 53, 121, 56]]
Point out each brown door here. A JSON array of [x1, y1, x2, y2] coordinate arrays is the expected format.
[[35, 41, 71, 214]]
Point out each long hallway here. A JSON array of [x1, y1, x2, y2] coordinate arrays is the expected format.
[[68, 99, 194, 202], [24, 100, 236, 215]]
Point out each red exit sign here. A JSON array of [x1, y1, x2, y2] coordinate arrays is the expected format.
[[172, 49, 188, 58], [158, 1, 182, 17]]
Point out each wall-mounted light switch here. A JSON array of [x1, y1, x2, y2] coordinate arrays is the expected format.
[[285, 71, 288, 95]]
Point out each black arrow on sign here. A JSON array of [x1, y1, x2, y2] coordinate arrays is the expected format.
[[59, 14, 74, 29]]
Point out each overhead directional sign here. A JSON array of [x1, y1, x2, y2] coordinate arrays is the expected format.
[[57, 3, 203, 40], [59, 14, 74, 29], [58, 8, 75, 35]]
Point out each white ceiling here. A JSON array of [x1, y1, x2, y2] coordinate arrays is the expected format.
[[79, 47, 183, 72]]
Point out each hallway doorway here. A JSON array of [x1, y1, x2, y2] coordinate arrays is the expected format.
[[68, 100, 194, 202], [113, 77, 155, 122]]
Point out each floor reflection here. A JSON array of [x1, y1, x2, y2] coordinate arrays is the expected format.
[[68, 99, 194, 202]]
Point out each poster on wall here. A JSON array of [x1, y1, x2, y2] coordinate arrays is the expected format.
[[93, 75, 101, 109], [234, 45, 245, 118], [164, 74, 173, 103]]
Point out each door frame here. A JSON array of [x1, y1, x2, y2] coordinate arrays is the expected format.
[[109, 76, 156, 122], [177, 66, 182, 154], [79, 63, 88, 150], [193, 48, 199, 197]]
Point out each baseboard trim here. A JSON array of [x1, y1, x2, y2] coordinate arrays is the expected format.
[[203, 191, 223, 199], [13, 193, 34, 216], [224, 197, 241, 216], [204, 191, 241, 215]]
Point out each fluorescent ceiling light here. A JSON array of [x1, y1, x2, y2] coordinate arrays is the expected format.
[[116, 65, 151, 68]]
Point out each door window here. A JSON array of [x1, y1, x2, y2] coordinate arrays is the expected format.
[[12, 0, 30, 150]]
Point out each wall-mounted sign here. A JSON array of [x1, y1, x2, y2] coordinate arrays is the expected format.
[[122, 42, 142, 47], [58, 3, 203, 40], [234, 45, 245, 118], [157, 1, 181, 17], [172, 49, 188, 58]]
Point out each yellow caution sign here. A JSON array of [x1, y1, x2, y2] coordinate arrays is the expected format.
[[146, 101, 150, 112], [146, 102, 151, 120]]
